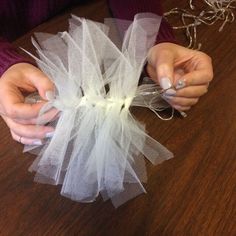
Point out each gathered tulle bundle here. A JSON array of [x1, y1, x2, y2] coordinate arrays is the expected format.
[[24, 13, 174, 207]]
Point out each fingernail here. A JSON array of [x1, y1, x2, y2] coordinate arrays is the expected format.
[[45, 131, 54, 138], [32, 140, 43, 145], [176, 79, 186, 89], [165, 88, 176, 96], [160, 77, 172, 90], [45, 91, 55, 101], [163, 93, 174, 100]]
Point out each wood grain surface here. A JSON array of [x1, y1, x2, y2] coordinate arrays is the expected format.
[[0, 0, 235, 235]]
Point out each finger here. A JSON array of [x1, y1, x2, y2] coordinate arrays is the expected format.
[[154, 49, 175, 89], [174, 68, 185, 82], [174, 85, 209, 98], [164, 96, 199, 107], [146, 64, 157, 80], [28, 70, 55, 100], [13, 108, 60, 125], [0, 82, 48, 119], [4, 116, 54, 139], [10, 130, 43, 145], [175, 68, 213, 89], [0, 64, 55, 119], [173, 105, 191, 111], [5, 101, 47, 120]]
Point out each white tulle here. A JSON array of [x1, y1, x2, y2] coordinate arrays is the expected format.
[[24, 13, 173, 207]]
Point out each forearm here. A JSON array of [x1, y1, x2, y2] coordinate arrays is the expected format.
[[108, 0, 177, 44]]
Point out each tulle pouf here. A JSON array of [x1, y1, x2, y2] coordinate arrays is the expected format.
[[23, 13, 174, 207]]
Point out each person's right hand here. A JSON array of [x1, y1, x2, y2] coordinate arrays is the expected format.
[[146, 43, 213, 111], [0, 63, 58, 145]]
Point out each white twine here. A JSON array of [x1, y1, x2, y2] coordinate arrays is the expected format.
[[164, 0, 236, 49]]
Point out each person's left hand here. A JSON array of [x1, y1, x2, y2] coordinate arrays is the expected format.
[[146, 42, 213, 111]]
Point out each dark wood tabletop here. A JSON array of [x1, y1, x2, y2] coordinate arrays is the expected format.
[[0, 0, 235, 235]]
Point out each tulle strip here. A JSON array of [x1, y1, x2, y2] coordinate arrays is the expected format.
[[24, 13, 174, 207]]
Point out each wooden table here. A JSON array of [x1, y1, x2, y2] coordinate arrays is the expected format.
[[0, 0, 235, 235]]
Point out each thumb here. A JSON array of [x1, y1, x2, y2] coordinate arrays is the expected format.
[[29, 69, 55, 100], [155, 48, 175, 93]]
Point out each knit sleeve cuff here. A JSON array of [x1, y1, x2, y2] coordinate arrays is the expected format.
[[0, 39, 34, 77]]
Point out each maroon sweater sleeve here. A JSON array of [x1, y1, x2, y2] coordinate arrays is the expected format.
[[0, 38, 33, 76], [108, 0, 177, 44], [0, 0, 176, 77]]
